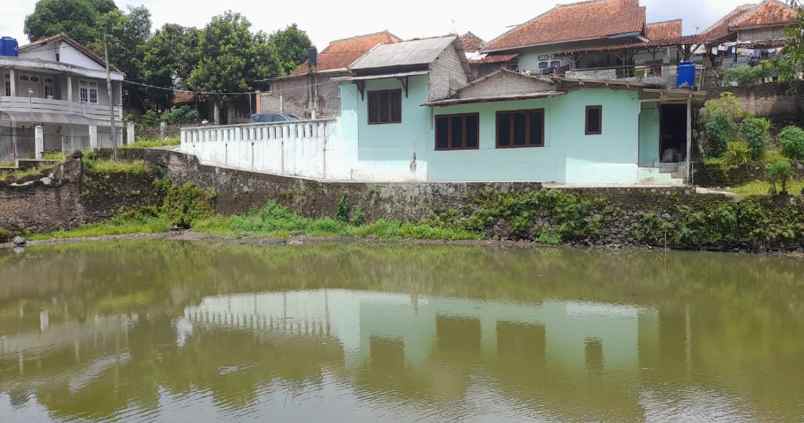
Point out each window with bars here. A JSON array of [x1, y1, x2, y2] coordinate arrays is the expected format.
[[585, 105, 602, 135], [435, 113, 480, 151], [496, 109, 545, 148], [3, 74, 9, 97], [80, 81, 98, 104], [367, 89, 402, 124]]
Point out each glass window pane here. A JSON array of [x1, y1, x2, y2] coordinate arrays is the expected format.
[[451, 116, 464, 148], [466, 115, 479, 148], [390, 91, 401, 122], [497, 113, 510, 146], [513, 113, 526, 146], [436, 117, 450, 149], [530, 111, 544, 146]]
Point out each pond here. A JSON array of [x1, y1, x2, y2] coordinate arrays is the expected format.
[[0, 241, 802, 422]]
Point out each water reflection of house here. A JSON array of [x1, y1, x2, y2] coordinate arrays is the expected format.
[[185, 290, 658, 379]]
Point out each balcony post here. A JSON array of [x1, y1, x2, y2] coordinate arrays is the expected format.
[[67, 76, 73, 103], [9, 69, 16, 97], [89, 125, 98, 150], [34, 125, 43, 160]]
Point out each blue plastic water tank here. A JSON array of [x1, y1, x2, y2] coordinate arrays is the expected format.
[[676, 61, 696, 89], [0, 37, 19, 57]]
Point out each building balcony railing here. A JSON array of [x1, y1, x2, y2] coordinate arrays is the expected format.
[[0, 96, 122, 122]]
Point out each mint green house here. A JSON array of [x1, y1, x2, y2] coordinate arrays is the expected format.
[[336, 35, 702, 185]]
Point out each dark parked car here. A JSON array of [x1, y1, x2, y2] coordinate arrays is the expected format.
[[250, 113, 300, 123]]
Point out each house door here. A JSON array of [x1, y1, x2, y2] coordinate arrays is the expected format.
[[659, 104, 687, 163]]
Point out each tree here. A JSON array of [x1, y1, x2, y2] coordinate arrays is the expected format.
[[778, 8, 803, 81], [142, 24, 201, 110], [188, 12, 311, 112], [266, 24, 312, 76], [24, 0, 117, 45], [91, 6, 152, 111]]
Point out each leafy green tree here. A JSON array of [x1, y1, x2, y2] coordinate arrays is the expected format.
[[738, 117, 771, 160], [188, 12, 311, 111], [142, 24, 201, 110], [779, 9, 803, 81], [24, 0, 117, 45], [266, 24, 312, 76], [700, 93, 746, 158], [779, 126, 804, 160]]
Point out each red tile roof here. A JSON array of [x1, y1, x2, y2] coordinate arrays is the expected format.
[[484, 0, 647, 52], [731, 0, 798, 30], [460, 32, 486, 52], [290, 31, 401, 77], [646, 20, 683, 41], [700, 4, 760, 43]]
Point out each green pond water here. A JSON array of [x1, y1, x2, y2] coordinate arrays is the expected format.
[[0, 241, 802, 422]]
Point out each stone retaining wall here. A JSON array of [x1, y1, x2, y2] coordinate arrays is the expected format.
[[0, 157, 162, 234]]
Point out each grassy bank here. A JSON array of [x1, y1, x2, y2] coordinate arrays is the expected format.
[[19, 179, 804, 252], [30, 209, 170, 241], [193, 202, 480, 241], [123, 137, 180, 149]]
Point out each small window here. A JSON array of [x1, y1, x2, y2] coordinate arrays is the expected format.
[[585, 106, 602, 135], [3, 73, 9, 96], [496, 109, 545, 148], [435, 114, 479, 151], [79, 81, 98, 104], [538, 62, 549, 69], [368, 89, 402, 124]]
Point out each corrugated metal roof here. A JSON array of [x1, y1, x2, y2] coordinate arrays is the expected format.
[[350, 35, 457, 71]]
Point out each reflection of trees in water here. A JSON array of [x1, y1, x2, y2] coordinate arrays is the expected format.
[[0, 242, 803, 420]]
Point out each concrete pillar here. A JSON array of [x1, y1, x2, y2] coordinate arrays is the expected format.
[[89, 125, 98, 150], [213, 102, 221, 125], [9, 69, 16, 97], [127, 121, 135, 145], [160, 121, 167, 139], [67, 76, 73, 102], [34, 125, 43, 160]]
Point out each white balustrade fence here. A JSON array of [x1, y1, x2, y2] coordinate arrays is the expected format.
[[180, 119, 352, 180]]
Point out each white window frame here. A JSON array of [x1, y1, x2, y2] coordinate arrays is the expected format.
[[79, 80, 98, 104]]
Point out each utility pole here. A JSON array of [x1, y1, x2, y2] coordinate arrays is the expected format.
[[104, 33, 117, 160]]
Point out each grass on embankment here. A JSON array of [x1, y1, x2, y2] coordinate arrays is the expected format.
[[123, 137, 180, 149], [194, 202, 480, 241], [32, 201, 480, 242], [728, 179, 804, 197], [29, 209, 171, 241]]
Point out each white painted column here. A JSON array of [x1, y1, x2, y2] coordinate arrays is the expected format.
[[160, 121, 167, 139], [66, 76, 73, 103], [9, 69, 16, 97], [34, 125, 44, 160], [89, 125, 98, 150], [127, 121, 135, 145]]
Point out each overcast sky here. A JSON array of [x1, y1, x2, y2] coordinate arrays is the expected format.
[[2, 0, 752, 49]]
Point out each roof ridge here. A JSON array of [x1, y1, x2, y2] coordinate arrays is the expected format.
[[327, 30, 401, 44], [647, 18, 683, 25], [403, 34, 458, 42]]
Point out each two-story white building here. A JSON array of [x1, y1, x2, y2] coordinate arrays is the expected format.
[[0, 34, 124, 163]]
